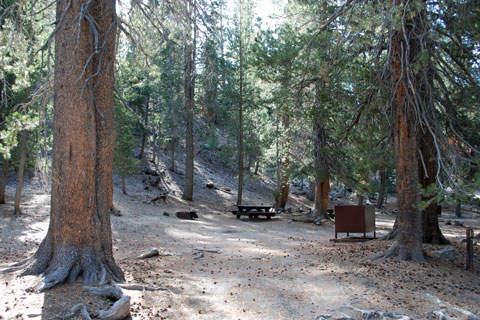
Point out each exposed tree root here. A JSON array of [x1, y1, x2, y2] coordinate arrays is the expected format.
[[370, 242, 426, 262], [97, 295, 130, 320], [18, 240, 124, 291], [117, 283, 169, 291], [52, 303, 92, 320], [52, 285, 131, 320], [83, 285, 123, 300]]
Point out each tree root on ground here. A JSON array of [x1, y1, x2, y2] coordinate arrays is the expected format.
[[17, 244, 125, 292], [52, 284, 131, 320], [117, 283, 169, 291], [369, 242, 426, 262]]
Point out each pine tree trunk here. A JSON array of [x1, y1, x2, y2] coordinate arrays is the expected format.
[[170, 140, 175, 172], [0, 157, 9, 204], [122, 175, 127, 195], [455, 199, 461, 218], [312, 94, 328, 218], [109, 180, 114, 212], [419, 131, 448, 244], [277, 114, 291, 209], [13, 131, 28, 215], [254, 159, 259, 175], [380, 10, 425, 261], [357, 194, 364, 206], [376, 167, 386, 209], [307, 181, 315, 201], [152, 133, 157, 166], [138, 95, 150, 160], [236, 14, 244, 206], [23, 0, 124, 289], [314, 179, 329, 216], [182, 0, 196, 201]]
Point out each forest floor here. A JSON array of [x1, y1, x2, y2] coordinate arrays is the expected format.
[[0, 149, 480, 320]]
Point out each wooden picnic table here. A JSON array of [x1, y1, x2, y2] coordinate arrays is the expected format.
[[232, 204, 277, 220]]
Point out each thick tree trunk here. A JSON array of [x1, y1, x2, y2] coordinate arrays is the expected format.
[[138, 96, 150, 160], [376, 168, 386, 209], [312, 95, 329, 219], [313, 179, 329, 216], [379, 14, 425, 261], [13, 131, 28, 214], [419, 131, 449, 244], [109, 180, 114, 212], [22, 0, 124, 288], [182, 0, 195, 201], [0, 156, 9, 204], [307, 181, 315, 201]]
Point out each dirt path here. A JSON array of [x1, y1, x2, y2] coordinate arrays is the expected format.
[[1, 177, 479, 319]]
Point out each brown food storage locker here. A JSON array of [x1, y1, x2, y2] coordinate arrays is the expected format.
[[334, 205, 376, 239]]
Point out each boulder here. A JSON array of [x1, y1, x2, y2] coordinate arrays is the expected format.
[[435, 246, 456, 260]]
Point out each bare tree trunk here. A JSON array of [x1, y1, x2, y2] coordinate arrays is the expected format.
[[236, 28, 244, 206], [312, 85, 329, 219], [22, 0, 124, 288], [378, 6, 424, 261], [455, 199, 461, 218], [109, 180, 114, 212], [307, 181, 315, 201], [314, 179, 329, 216], [138, 95, 150, 160], [121, 175, 127, 195], [277, 114, 291, 209], [376, 167, 386, 209], [254, 159, 259, 175], [420, 131, 449, 244], [0, 157, 9, 204], [357, 194, 364, 206], [14, 131, 28, 214], [152, 132, 157, 166], [170, 140, 175, 172], [182, 0, 196, 201]]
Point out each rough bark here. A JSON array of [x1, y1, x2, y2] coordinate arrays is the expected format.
[[0, 157, 9, 204], [307, 181, 315, 201], [109, 180, 114, 212], [182, 0, 195, 201], [22, 0, 124, 288], [419, 131, 449, 244], [13, 131, 28, 215], [377, 4, 425, 261], [376, 167, 386, 209], [312, 93, 329, 219], [152, 132, 157, 166], [138, 95, 150, 160]]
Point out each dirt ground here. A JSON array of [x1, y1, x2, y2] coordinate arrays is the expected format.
[[1, 155, 479, 319]]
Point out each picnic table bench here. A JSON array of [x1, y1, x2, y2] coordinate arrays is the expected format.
[[232, 205, 277, 220]]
